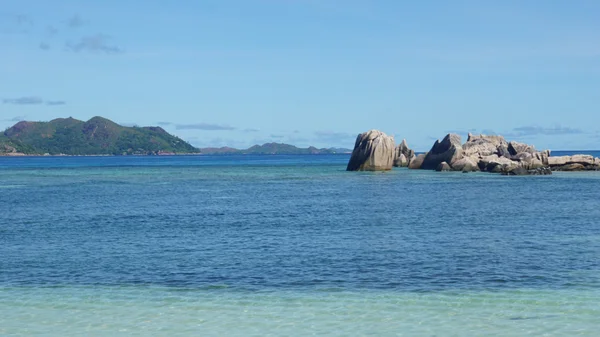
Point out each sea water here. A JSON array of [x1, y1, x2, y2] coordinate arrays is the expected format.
[[1, 154, 600, 336]]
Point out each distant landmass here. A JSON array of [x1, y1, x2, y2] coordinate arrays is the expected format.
[[0, 116, 352, 156], [0, 117, 198, 156], [200, 143, 352, 155]]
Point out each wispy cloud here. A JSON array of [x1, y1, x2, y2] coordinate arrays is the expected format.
[[270, 134, 285, 139], [66, 15, 85, 28], [66, 34, 122, 54], [287, 136, 310, 144], [46, 25, 58, 36], [243, 128, 260, 133], [175, 123, 236, 131], [441, 129, 499, 141], [157, 121, 173, 126], [446, 128, 478, 135], [508, 125, 584, 137], [3, 96, 66, 106], [480, 129, 498, 135], [3, 115, 27, 122], [39, 42, 50, 50], [15, 14, 33, 26], [3, 96, 43, 105], [187, 137, 247, 149], [314, 130, 356, 141], [0, 14, 33, 34]]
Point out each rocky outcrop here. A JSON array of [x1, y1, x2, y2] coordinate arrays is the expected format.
[[508, 141, 537, 156], [408, 153, 426, 169], [393, 139, 415, 167], [346, 130, 598, 175], [413, 132, 555, 175], [346, 130, 395, 171], [497, 144, 511, 158], [548, 155, 599, 171], [412, 132, 559, 175], [502, 166, 552, 176], [538, 150, 551, 165], [560, 163, 587, 171], [548, 155, 594, 166], [458, 134, 554, 174], [463, 133, 508, 158], [451, 157, 479, 172], [467, 133, 508, 146], [478, 155, 516, 171], [395, 153, 408, 167], [421, 134, 463, 170], [511, 152, 545, 170], [436, 162, 452, 172]]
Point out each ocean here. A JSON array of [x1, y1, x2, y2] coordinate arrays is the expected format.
[[1, 154, 600, 336]]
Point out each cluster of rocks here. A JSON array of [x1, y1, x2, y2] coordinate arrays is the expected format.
[[393, 139, 415, 168], [417, 133, 554, 175], [346, 130, 600, 175]]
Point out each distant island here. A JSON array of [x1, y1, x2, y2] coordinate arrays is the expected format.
[[200, 144, 351, 155], [0, 116, 199, 156], [0, 116, 351, 156]]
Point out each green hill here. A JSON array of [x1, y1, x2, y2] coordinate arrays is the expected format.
[[0, 117, 199, 155]]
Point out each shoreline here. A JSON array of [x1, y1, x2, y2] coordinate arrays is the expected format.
[[0, 153, 202, 157], [0, 153, 354, 158], [0, 151, 596, 158]]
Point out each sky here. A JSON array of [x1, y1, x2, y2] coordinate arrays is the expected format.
[[1, 0, 599, 151]]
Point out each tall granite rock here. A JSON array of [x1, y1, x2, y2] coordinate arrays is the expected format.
[[393, 139, 415, 167], [421, 134, 463, 170], [346, 130, 395, 171]]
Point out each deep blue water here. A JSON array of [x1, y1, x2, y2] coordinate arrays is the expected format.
[[552, 150, 600, 157], [2, 154, 600, 291]]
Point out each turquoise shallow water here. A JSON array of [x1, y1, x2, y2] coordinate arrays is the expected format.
[[1, 287, 599, 336], [1, 155, 600, 336]]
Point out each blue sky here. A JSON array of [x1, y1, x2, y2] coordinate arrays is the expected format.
[[1, 0, 599, 150]]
